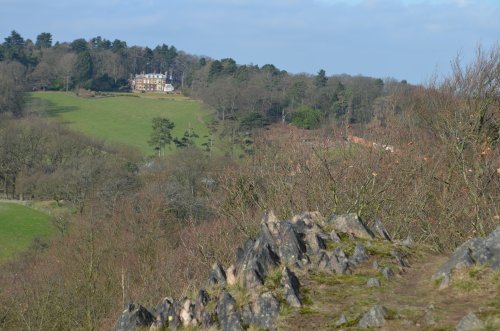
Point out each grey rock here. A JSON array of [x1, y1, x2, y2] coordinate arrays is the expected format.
[[358, 305, 388, 328], [263, 220, 307, 265], [484, 225, 500, 270], [291, 211, 324, 226], [350, 243, 369, 266], [281, 267, 301, 307], [194, 289, 213, 327], [331, 247, 351, 274], [328, 213, 375, 239], [381, 267, 395, 280], [335, 314, 348, 326], [240, 303, 254, 326], [372, 260, 380, 270], [330, 229, 341, 242], [435, 225, 500, 287], [373, 218, 392, 241], [151, 297, 175, 329], [317, 251, 332, 272], [179, 298, 195, 327], [245, 292, 280, 330], [237, 234, 280, 288], [434, 239, 476, 284], [455, 312, 484, 331], [304, 231, 327, 255], [115, 303, 155, 331], [235, 239, 255, 268], [468, 238, 493, 265], [208, 262, 227, 285], [367, 278, 381, 287], [216, 291, 243, 331]]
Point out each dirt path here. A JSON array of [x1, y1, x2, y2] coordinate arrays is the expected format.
[[281, 250, 499, 330]]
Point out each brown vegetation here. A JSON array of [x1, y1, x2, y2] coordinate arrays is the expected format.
[[0, 46, 498, 329]]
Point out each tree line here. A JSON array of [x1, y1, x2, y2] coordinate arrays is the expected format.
[[0, 30, 412, 132]]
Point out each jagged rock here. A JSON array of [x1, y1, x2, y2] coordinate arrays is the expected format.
[[281, 267, 301, 307], [226, 264, 237, 285], [263, 220, 307, 266], [373, 260, 380, 270], [331, 247, 351, 274], [194, 289, 213, 327], [216, 291, 243, 331], [483, 225, 500, 269], [373, 218, 392, 241], [330, 229, 341, 242], [179, 299, 195, 327], [116, 303, 155, 331], [208, 263, 227, 285], [335, 314, 348, 326], [168, 300, 183, 330], [468, 238, 493, 265], [328, 213, 375, 240], [235, 239, 255, 267], [381, 266, 395, 280], [237, 232, 280, 288], [304, 231, 327, 255], [246, 244, 280, 288], [291, 211, 324, 225], [317, 251, 332, 272], [350, 243, 369, 266], [242, 292, 280, 330], [241, 303, 253, 327], [367, 278, 381, 287], [455, 312, 484, 331], [151, 297, 175, 329], [358, 305, 388, 328], [434, 225, 500, 287], [291, 212, 330, 256], [434, 239, 476, 286]]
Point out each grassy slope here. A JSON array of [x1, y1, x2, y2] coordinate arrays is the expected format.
[[0, 202, 53, 263], [32, 92, 215, 155]]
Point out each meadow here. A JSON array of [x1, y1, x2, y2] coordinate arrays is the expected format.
[[0, 202, 53, 263], [31, 92, 215, 155]]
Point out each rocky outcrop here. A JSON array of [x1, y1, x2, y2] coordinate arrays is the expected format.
[[115, 211, 400, 330], [241, 292, 280, 330], [217, 291, 243, 331], [434, 225, 500, 288], [327, 213, 375, 239], [281, 266, 301, 307], [455, 312, 484, 331], [115, 303, 155, 331], [358, 305, 388, 328]]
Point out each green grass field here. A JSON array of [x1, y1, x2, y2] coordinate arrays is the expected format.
[[31, 92, 215, 155], [0, 202, 53, 263]]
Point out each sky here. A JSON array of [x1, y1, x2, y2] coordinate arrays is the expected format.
[[1, 0, 498, 84]]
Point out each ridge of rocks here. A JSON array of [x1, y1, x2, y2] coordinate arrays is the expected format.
[[115, 212, 500, 330]]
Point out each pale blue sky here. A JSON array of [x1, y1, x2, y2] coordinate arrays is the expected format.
[[1, 0, 498, 83]]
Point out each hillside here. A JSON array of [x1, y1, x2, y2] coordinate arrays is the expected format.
[[32, 92, 215, 155]]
